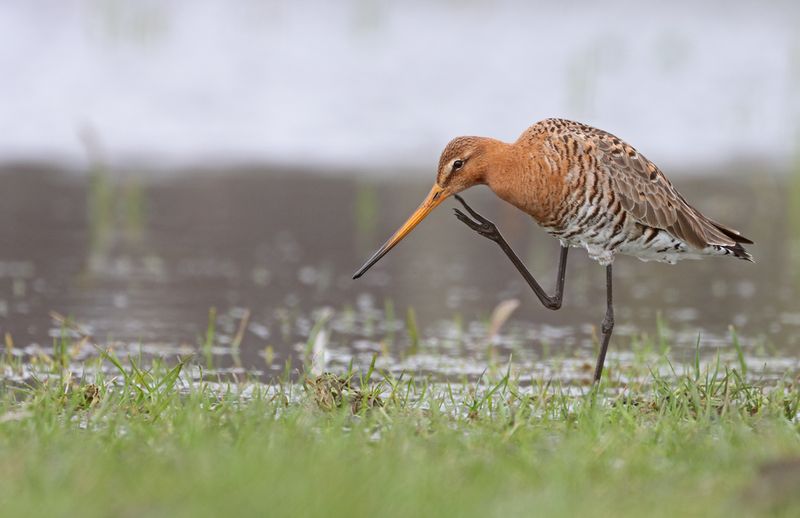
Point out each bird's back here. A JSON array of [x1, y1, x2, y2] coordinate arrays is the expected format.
[[518, 119, 753, 265]]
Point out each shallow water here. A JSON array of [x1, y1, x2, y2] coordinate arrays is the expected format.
[[0, 166, 797, 383]]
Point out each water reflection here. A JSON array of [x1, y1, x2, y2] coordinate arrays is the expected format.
[[0, 166, 796, 382]]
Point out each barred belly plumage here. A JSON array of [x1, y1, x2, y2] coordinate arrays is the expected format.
[[543, 169, 698, 265]]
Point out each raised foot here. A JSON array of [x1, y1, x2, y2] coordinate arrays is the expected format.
[[453, 195, 502, 242]]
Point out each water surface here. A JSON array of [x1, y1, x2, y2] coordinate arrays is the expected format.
[[0, 165, 796, 383]]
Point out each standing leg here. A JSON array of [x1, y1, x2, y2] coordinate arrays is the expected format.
[[593, 264, 615, 383]]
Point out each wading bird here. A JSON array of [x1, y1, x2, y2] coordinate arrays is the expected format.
[[353, 119, 753, 383]]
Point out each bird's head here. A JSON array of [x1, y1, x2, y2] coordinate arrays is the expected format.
[[352, 136, 491, 279], [435, 136, 490, 194]]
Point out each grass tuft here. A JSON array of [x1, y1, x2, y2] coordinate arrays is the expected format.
[[0, 341, 799, 516]]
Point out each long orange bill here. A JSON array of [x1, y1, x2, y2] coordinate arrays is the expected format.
[[353, 184, 448, 279]]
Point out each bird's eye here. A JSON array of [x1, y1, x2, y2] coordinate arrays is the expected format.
[[452, 159, 464, 171]]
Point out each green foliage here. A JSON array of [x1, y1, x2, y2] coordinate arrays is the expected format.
[[0, 353, 799, 517]]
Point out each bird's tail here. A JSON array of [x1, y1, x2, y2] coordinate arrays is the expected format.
[[710, 220, 753, 262]]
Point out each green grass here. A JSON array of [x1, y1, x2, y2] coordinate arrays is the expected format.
[[0, 352, 799, 517]]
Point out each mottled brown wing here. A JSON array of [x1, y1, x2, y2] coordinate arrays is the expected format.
[[587, 130, 738, 249], [531, 118, 751, 251]]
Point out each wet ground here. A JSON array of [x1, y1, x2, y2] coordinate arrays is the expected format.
[[0, 165, 797, 383]]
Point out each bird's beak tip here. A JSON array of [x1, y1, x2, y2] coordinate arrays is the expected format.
[[351, 183, 447, 281]]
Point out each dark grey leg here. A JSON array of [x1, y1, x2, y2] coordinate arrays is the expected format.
[[593, 264, 614, 383], [452, 195, 568, 310]]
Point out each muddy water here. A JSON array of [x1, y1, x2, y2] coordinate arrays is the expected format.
[[0, 166, 796, 382]]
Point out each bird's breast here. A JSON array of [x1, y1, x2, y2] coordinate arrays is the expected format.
[[486, 155, 571, 227]]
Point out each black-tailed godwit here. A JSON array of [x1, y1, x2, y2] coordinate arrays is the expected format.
[[353, 118, 753, 382]]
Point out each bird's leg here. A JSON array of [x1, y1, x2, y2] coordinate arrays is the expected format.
[[453, 195, 568, 310], [593, 264, 614, 383]]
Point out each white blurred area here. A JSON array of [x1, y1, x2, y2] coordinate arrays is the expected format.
[[0, 0, 798, 174]]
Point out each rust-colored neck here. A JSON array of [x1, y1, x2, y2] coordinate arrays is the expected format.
[[484, 136, 562, 225], [472, 138, 518, 187]]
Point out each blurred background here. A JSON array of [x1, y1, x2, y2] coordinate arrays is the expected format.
[[1, 0, 799, 382]]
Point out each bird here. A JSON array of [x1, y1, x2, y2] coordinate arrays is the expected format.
[[353, 118, 753, 383]]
